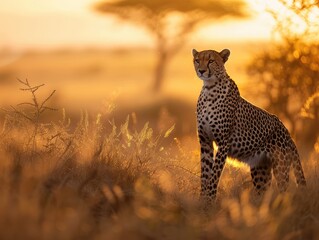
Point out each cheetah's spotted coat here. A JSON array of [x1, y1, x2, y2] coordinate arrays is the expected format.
[[192, 49, 306, 200]]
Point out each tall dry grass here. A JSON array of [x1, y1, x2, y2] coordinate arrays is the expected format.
[[0, 80, 318, 240]]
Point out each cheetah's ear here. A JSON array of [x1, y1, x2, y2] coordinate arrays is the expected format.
[[219, 49, 230, 63], [192, 49, 198, 57]]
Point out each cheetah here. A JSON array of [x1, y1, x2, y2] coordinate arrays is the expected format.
[[192, 48, 306, 200]]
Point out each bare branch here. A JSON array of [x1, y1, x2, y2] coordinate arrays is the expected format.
[[17, 78, 28, 86], [40, 106, 58, 114], [10, 105, 33, 122], [17, 102, 36, 107], [40, 90, 56, 111]]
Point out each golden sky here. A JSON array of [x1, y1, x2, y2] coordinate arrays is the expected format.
[[0, 0, 279, 51]]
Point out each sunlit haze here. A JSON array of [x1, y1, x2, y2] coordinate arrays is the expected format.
[[0, 0, 277, 52]]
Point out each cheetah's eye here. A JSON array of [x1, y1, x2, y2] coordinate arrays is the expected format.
[[208, 59, 214, 63], [195, 59, 200, 63]]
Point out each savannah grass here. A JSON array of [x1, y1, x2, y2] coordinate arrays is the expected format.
[[0, 80, 318, 240]]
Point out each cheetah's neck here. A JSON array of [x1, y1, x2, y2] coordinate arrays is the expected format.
[[202, 73, 232, 92]]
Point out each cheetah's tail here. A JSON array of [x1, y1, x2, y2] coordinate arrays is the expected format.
[[291, 152, 307, 187]]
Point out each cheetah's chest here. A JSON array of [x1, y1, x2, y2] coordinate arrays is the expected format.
[[196, 90, 228, 141]]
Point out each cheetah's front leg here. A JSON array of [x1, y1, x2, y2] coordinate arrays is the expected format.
[[207, 144, 228, 200], [199, 139, 214, 200]]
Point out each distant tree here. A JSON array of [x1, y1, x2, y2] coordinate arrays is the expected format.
[[95, 0, 247, 92], [248, 0, 319, 157]]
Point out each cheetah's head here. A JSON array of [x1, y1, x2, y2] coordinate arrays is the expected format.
[[192, 49, 230, 81]]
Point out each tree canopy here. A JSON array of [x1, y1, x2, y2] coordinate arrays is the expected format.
[[95, 0, 247, 18], [94, 0, 248, 91]]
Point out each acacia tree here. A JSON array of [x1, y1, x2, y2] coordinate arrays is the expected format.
[[95, 0, 247, 92], [248, 0, 319, 157]]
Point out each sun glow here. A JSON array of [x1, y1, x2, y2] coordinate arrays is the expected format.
[[227, 157, 250, 170], [0, 0, 284, 51]]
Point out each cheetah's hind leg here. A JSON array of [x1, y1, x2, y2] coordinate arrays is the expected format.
[[250, 156, 272, 195], [272, 151, 291, 193]]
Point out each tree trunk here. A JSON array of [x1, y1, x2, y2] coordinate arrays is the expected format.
[[151, 18, 199, 92], [153, 48, 168, 92]]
